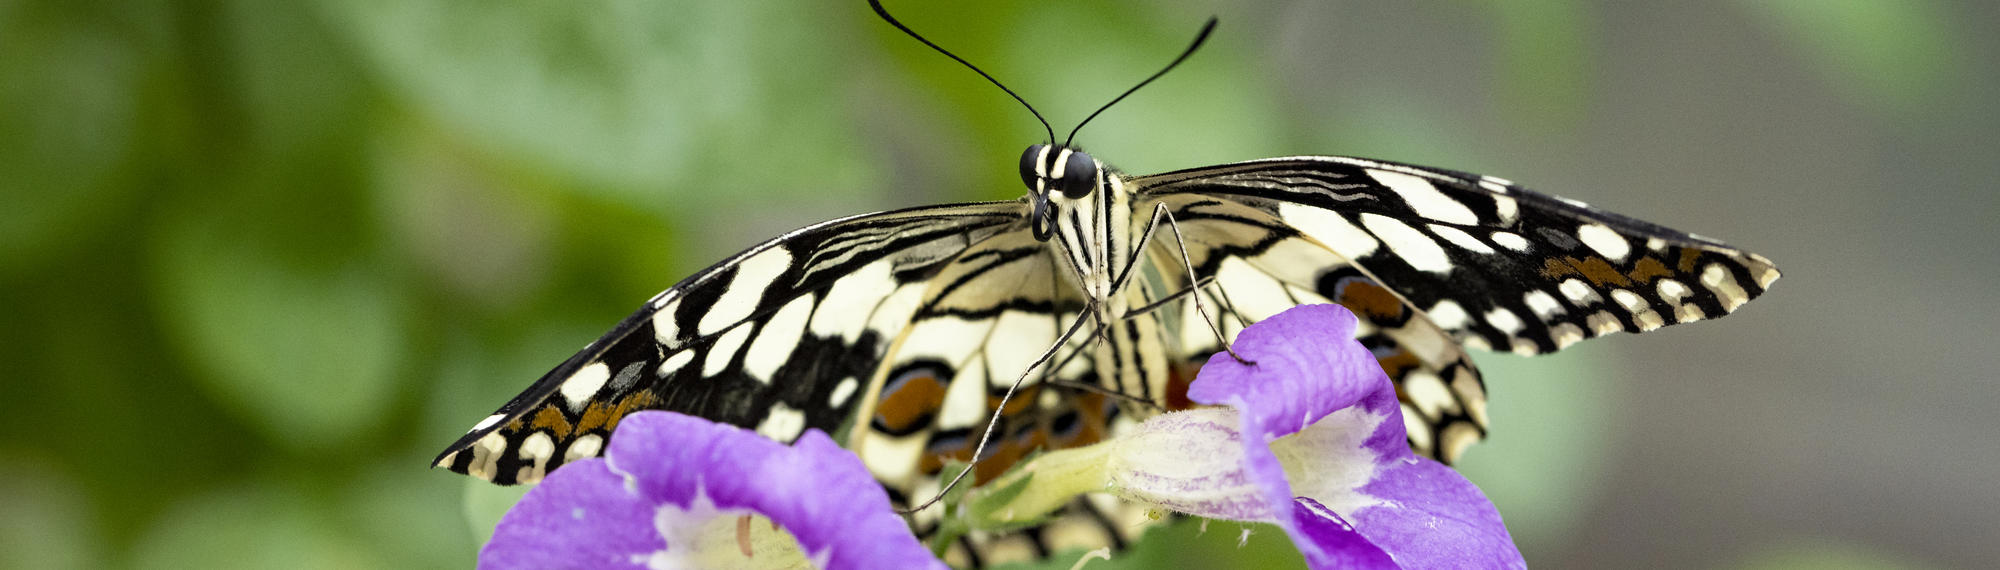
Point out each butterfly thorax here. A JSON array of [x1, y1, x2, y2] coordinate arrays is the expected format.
[[1022, 144, 1123, 309], [1020, 144, 1173, 410]]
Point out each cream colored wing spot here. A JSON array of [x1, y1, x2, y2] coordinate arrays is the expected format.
[[650, 297, 682, 345], [1279, 202, 1379, 260], [1367, 168, 1479, 225], [1523, 290, 1564, 320], [1490, 231, 1531, 252], [564, 434, 603, 462], [1701, 262, 1750, 311], [1360, 213, 1452, 274], [756, 402, 807, 442], [560, 363, 611, 410], [1425, 299, 1472, 330], [1213, 257, 1296, 322], [810, 261, 897, 342], [703, 326, 753, 378], [744, 295, 815, 383], [1576, 223, 1631, 262], [700, 247, 792, 335], [1430, 224, 1495, 254]]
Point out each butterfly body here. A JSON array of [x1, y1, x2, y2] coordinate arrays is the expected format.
[[1019, 144, 1179, 405]]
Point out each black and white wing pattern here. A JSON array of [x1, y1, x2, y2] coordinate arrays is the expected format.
[[834, 226, 1160, 564], [433, 197, 1150, 565], [1130, 155, 1779, 460], [433, 201, 1024, 484]]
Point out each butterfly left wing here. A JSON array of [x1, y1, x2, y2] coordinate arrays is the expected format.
[[434, 201, 1024, 484]]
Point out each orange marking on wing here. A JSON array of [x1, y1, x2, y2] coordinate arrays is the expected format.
[[988, 385, 1042, 417], [1677, 248, 1703, 272], [1335, 280, 1407, 322], [1627, 256, 1673, 283], [1164, 361, 1199, 411], [1050, 392, 1113, 451], [874, 371, 947, 434], [1374, 349, 1421, 380], [1543, 256, 1633, 287], [1540, 258, 1580, 279], [919, 438, 964, 475], [920, 427, 1046, 485], [577, 391, 661, 433], [1574, 257, 1633, 287], [973, 427, 1046, 484], [529, 405, 575, 438]]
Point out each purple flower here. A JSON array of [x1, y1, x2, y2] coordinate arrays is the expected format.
[[479, 411, 943, 570], [972, 304, 1522, 569], [1175, 304, 1523, 569]]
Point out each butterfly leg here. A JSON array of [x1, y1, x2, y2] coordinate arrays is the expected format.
[[1121, 275, 1216, 318], [1115, 203, 1251, 365]]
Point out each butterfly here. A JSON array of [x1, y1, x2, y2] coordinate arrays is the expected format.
[[435, 2, 1778, 564]]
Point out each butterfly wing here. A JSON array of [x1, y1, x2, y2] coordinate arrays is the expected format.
[[1131, 156, 1779, 460], [434, 201, 1025, 484]]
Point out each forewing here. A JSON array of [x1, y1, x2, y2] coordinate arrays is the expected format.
[[434, 201, 1024, 484], [1134, 156, 1780, 355], [1131, 157, 1778, 462]]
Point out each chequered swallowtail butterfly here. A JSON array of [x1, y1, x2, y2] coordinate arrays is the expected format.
[[435, 5, 1779, 566]]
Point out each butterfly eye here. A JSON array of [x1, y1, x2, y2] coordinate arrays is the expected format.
[[1019, 144, 1047, 190], [1059, 151, 1098, 198]]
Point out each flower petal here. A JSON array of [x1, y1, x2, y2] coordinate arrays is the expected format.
[[481, 459, 663, 569], [1189, 304, 1524, 569], [482, 411, 942, 570]]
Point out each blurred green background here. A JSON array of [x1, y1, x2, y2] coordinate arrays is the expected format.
[[3, 0, 1993, 568]]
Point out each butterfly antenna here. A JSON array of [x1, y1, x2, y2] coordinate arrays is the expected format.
[[1064, 17, 1217, 147], [869, 0, 1056, 144]]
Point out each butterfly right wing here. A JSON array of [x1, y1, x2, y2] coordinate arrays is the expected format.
[[434, 201, 1025, 485], [1129, 156, 1779, 462], [1134, 156, 1780, 353]]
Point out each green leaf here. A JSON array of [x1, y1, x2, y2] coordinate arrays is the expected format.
[[314, 0, 872, 210], [0, 460, 106, 570], [131, 485, 384, 570], [150, 207, 406, 451], [0, 1, 146, 266], [343, 463, 482, 568]]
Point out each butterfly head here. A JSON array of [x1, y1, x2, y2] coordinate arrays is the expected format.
[[1020, 144, 1102, 241]]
